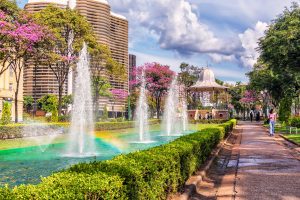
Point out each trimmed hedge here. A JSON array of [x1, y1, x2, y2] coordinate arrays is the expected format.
[[289, 117, 300, 128], [94, 119, 160, 131], [189, 119, 228, 124], [0, 172, 127, 200], [1, 119, 236, 199], [0, 120, 160, 139]]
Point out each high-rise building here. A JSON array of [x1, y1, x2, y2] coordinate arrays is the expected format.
[[24, 0, 128, 114], [128, 54, 136, 90], [0, 65, 23, 122]]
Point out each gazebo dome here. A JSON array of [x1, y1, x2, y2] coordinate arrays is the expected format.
[[199, 68, 215, 82], [189, 67, 227, 91]]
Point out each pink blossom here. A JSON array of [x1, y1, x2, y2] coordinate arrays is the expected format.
[[110, 89, 128, 100]]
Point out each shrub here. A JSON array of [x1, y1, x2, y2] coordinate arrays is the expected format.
[[68, 119, 236, 199], [51, 108, 58, 122], [1, 120, 236, 199], [1, 102, 11, 125], [0, 172, 127, 200], [290, 117, 300, 128]]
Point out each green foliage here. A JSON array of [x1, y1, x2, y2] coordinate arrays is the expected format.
[[62, 95, 72, 109], [37, 95, 58, 113], [252, 3, 300, 112], [290, 117, 300, 128], [101, 105, 109, 121], [1, 102, 11, 125], [177, 62, 200, 88], [189, 119, 228, 124], [279, 97, 292, 123], [228, 82, 246, 115], [68, 119, 236, 199], [1, 172, 127, 200], [51, 107, 58, 122], [95, 119, 159, 131], [23, 96, 34, 112]]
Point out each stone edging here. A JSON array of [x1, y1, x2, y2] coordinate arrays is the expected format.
[[174, 129, 235, 200], [279, 134, 300, 147]]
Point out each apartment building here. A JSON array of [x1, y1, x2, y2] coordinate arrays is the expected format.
[[0, 65, 23, 122], [24, 0, 129, 114]]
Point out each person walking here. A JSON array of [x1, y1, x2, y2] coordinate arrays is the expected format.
[[269, 109, 276, 136], [250, 110, 254, 122]]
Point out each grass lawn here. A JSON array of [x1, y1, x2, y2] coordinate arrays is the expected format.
[[284, 134, 300, 145]]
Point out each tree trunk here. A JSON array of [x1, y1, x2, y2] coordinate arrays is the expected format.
[[58, 85, 63, 116], [14, 89, 18, 123], [94, 92, 99, 120], [156, 97, 160, 119]]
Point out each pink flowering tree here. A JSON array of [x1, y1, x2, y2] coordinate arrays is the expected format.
[[110, 89, 128, 118], [0, 10, 51, 122], [240, 90, 257, 120], [131, 62, 175, 118], [34, 5, 100, 116]]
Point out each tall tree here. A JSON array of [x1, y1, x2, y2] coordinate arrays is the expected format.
[[89, 43, 125, 118], [0, 10, 50, 122], [0, 0, 19, 76], [259, 3, 300, 111], [34, 5, 99, 116], [132, 63, 174, 119]]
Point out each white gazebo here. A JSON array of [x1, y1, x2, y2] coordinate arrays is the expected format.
[[188, 68, 229, 120]]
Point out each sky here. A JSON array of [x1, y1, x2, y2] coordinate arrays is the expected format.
[[17, 0, 297, 83]]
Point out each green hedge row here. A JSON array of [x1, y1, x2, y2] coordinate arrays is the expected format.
[[0, 120, 160, 139], [94, 119, 160, 131], [0, 119, 236, 199], [189, 119, 228, 124]]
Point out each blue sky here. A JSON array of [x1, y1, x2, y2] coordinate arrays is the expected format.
[[18, 0, 297, 83]]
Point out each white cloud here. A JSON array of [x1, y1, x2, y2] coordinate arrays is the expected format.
[[108, 0, 239, 55], [238, 21, 268, 68], [208, 53, 236, 63]]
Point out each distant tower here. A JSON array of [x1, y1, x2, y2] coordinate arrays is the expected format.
[[129, 54, 136, 90]]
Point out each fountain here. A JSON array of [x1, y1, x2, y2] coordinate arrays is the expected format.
[[133, 69, 154, 143], [66, 43, 96, 156], [182, 96, 188, 132], [162, 76, 188, 136], [22, 122, 64, 152]]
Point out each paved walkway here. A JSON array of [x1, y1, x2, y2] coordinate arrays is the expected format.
[[186, 121, 300, 200], [234, 121, 300, 200]]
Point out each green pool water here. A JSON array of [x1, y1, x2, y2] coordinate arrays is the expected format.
[[0, 128, 192, 187]]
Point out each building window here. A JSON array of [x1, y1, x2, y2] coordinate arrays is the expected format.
[[9, 83, 13, 91], [9, 66, 13, 77]]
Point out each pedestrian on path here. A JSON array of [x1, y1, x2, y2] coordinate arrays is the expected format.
[[250, 109, 254, 122], [269, 109, 276, 136]]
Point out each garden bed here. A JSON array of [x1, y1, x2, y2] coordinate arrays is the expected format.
[[0, 119, 236, 199]]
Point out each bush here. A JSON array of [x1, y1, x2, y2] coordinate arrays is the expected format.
[[68, 119, 236, 199], [0, 172, 127, 200], [189, 119, 227, 124], [1, 102, 12, 125], [290, 117, 300, 128], [94, 119, 160, 131], [1, 120, 236, 199], [58, 115, 70, 122]]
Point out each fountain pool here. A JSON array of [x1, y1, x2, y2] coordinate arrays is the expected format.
[[0, 126, 193, 187]]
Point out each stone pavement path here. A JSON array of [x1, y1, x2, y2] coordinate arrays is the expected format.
[[189, 121, 300, 200], [234, 121, 300, 200]]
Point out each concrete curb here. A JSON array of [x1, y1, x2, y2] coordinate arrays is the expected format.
[[279, 134, 300, 147], [177, 130, 235, 200]]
